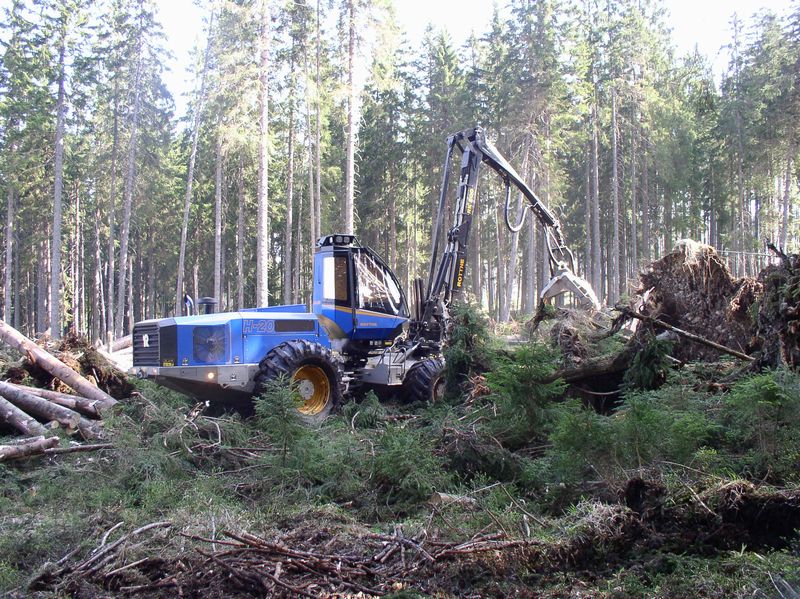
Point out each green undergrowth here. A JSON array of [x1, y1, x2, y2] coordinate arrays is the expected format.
[[1, 313, 799, 596]]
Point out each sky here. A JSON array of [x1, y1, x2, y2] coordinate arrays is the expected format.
[[0, 0, 795, 117], [156, 0, 796, 119]]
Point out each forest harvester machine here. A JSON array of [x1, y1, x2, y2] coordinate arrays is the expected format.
[[130, 127, 600, 422]]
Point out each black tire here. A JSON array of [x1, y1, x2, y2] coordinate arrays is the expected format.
[[254, 340, 344, 424], [403, 357, 446, 403]]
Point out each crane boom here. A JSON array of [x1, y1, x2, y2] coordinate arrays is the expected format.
[[416, 126, 600, 343]]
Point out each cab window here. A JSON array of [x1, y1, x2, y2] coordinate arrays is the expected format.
[[353, 250, 407, 317], [323, 255, 349, 302]]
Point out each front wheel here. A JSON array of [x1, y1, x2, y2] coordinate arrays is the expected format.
[[254, 340, 344, 424], [403, 357, 446, 403]]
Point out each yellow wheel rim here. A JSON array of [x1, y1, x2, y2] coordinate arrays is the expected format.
[[293, 365, 331, 415]]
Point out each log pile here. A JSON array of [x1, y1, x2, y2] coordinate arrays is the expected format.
[[0, 319, 128, 461]]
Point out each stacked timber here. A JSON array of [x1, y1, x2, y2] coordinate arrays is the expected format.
[[0, 319, 127, 462]]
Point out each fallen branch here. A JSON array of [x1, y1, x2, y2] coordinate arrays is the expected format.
[[0, 394, 49, 436], [0, 319, 118, 410], [7, 383, 102, 418], [619, 308, 754, 362], [0, 435, 59, 461], [43, 443, 114, 456]]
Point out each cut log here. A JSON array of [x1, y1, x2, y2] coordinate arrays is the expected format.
[[428, 492, 478, 507], [109, 335, 132, 352], [0, 435, 60, 461], [544, 350, 633, 384], [0, 381, 103, 440], [0, 319, 117, 410], [0, 395, 48, 436], [7, 383, 102, 418]]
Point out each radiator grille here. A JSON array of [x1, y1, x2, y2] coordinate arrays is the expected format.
[[133, 323, 160, 366]]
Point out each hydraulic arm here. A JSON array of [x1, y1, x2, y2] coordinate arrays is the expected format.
[[416, 127, 600, 342]]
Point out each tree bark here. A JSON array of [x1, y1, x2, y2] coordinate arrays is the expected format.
[[781, 154, 793, 250], [642, 147, 650, 261], [610, 86, 620, 303], [630, 119, 638, 273], [503, 135, 531, 321], [591, 105, 602, 300], [115, 26, 143, 338], [344, 0, 356, 234], [176, 9, 215, 314], [4, 186, 14, 322], [0, 319, 117, 409], [284, 54, 296, 305], [51, 25, 68, 339], [8, 383, 102, 418], [214, 135, 223, 302], [237, 153, 245, 309], [106, 80, 119, 344], [0, 395, 48, 436], [313, 0, 322, 244], [256, 0, 271, 306], [0, 436, 59, 462]]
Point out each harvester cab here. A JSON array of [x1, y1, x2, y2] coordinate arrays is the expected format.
[[312, 234, 410, 353]]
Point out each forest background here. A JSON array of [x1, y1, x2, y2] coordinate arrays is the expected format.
[[1, 0, 799, 342]]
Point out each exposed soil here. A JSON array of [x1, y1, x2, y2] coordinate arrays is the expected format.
[[635, 241, 759, 362]]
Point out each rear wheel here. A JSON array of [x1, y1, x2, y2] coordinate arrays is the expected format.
[[403, 357, 446, 403], [255, 340, 344, 424]]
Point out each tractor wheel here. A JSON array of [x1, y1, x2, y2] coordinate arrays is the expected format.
[[255, 340, 344, 424], [403, 357, 446, 403]]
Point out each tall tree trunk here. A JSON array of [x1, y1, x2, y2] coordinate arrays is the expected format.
[[642, 148, 650, 262], [236, 154, 245, 309], [256, 0, 271, 306], [4, 186, 13, 322], [630, 119, 638, 273], [314, 0, 322, 243], [284, 60, 296, 305], [214, 135, 223, 302], [781, 154, 793, 250], [609, 87, 620, 304], [36, 238, 48, 334], [503, 135, 531, 321], [115, 34, 143, 338], [176, 8, 215, 313], [93, 203, 103, 342], [591, 105, 602, 301], [344, 0, 356, 234], [584, 144, 591, 280], [495, 194, 507, 321], [106, 81, 119, 344], [50, 27, 67, 339], [472, 185, 482, 300]]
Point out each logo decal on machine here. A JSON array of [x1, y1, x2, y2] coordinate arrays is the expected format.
[[242, 319, 275, 334], [455, 258, 466, 288]]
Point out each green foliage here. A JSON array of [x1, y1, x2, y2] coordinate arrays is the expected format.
[[340, 390, 386, 429], [443, 303, 498, 397], [623, 337, 674, 391], [722, 369, 800, 480], [548, 386, 717, 481], [483, 341, 565, 447], [374, 425, 450, 504], [255, 375, 307, 466]]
